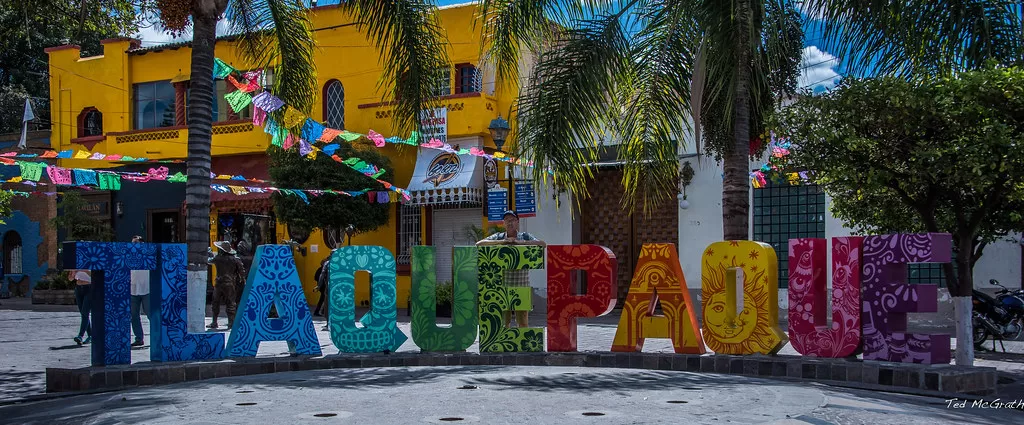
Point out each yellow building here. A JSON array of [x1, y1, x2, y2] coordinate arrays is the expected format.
[[44, 2, 522, 307]]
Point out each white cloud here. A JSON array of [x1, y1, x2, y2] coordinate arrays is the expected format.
[[133, 18, 234, 46], [798, 45, 841, 91]]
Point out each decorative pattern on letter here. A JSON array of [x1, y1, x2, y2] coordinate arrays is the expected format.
[[610, 244, 704, 354], [328, 245, 408, 353], [225, 245, 321, 357], [411, 246, 479, 352], [150, 243, 226, 362], [65, 242, 157, 366], [477, 245, 545, 352], [788, 237, 864, 358], [861, 233, 952, 364], [547, 245, 618, 352], [701, 241, 787, 355]]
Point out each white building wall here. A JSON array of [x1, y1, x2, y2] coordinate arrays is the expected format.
[[677, 158, 725, 290]]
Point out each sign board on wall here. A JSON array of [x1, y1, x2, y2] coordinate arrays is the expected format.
[[419, 108, 447, 144], [424, 153, 462, 187], [515, 183, 536, 218], [487, 189, 507, 223], [483, 158, 498, 189]]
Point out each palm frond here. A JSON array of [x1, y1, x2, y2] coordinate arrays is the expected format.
[[478, 0, 617, 89], [479, 0, 557, 88], [513, 13, 631, 200], [339, 0, 451, 135], [803, 0, 1023, 77], [617, 1, 698, 213], [228, 0, 318, 117]]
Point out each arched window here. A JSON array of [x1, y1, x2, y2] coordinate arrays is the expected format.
[[3, 231, 23, 274], [77, 107, 103, 138], [324, 80, 345, 130]]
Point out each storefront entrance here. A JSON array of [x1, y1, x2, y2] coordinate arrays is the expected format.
[[432, 208, 481, 284]]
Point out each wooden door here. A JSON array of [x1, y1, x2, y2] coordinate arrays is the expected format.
[[581, 168, 679, 304]]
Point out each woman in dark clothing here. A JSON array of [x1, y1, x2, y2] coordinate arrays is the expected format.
[[71, 270, 92, 345], [313, 257, 330, 317]]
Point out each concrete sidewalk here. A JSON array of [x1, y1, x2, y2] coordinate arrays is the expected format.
[[4, 366, 1022, 425], [2, 301, 1023, 403]]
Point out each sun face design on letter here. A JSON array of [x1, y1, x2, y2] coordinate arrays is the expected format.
[[701, 241, 788, 355]]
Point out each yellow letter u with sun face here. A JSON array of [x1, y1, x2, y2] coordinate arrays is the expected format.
[[701, 241, 787, 355]]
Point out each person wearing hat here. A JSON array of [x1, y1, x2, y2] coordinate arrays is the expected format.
[[208, 241, 245, 329], [476, 210, 546, 328]]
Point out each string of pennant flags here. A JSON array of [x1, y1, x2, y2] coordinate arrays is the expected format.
[[1, 159, 403, 204], [749, 134, 809, 189], [0, 149, 184, 164], [211, 60, 409, 200], [213, 57, 548, 176]]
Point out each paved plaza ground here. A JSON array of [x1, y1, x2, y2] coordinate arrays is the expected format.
[[1, 299, 1023, 423]]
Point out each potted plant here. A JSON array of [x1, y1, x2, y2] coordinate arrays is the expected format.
[[32, 272, 77, 305], [435, 280, 454, 318]]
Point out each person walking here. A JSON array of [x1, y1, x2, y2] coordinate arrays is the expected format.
[[476, 210, 546, 328], [71, 269, 92, 345], [313, 256, 330, 317], [208, 241, 244, 329], [129, 236, 150, 347], [314, 254, 334, 331]]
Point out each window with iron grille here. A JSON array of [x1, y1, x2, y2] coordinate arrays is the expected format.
[[77, 108, 102, 138], [455, 64, 481, 94], [432, 68, 451, 97], [907, 248, 956, 287], [752, 183, 827, 288], [397, 205, 422, 265], [324, 80, 345, 130]]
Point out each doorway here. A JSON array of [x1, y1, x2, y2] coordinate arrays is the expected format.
[[148, 210, 181, 243], [580, 168, 679, 304], [3, 231, 23, 274]]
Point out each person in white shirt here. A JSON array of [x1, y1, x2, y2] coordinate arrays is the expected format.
[[70, 269, 92, 345], [130, 236, 150, 347]]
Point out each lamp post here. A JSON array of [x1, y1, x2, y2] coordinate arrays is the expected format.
[[488, 115, 512, 211]]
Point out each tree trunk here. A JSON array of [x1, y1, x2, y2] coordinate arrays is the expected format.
[[953, 234, 975, 366], [722, 0, 752, 241], [185, 12, 219, 333]]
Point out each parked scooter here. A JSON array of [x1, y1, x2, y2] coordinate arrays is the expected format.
[[972, 279, 1024, 349]]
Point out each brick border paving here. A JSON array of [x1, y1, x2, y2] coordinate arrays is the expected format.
[[45, 352, 997, 397]]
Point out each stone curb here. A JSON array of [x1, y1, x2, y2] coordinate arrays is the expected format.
[[45, 352, 998, 397]]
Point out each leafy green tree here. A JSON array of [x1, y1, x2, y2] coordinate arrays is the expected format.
[[480, 0, 802, 240], [50, 191, 113, 241], [779, 67, 1024, 365], [0, 0, 138, 133], [268, 142, 394, 234], [0, 190, 13, 224]]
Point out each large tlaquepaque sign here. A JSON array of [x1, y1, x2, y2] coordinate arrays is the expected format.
[[64, 233, 952, 367]]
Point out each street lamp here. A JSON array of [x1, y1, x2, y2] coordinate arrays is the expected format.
[[488, 115, 514, 211], [488, 115, 510, 151]]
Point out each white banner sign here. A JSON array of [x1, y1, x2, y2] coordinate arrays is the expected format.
[[419, 107, 448, 144]]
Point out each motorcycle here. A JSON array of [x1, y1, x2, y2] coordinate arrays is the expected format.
[[972, 279, 1024, 349]]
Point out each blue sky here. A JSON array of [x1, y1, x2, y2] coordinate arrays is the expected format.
[[134, 0, 844, 92]]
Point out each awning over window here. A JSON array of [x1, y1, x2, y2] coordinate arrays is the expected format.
[[405, 147, 483, 206]]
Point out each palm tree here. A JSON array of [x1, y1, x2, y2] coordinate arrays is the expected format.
[[153, 0, 449, 331], [800, 0, 1024, 367], [479, 0, 802, 239]]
